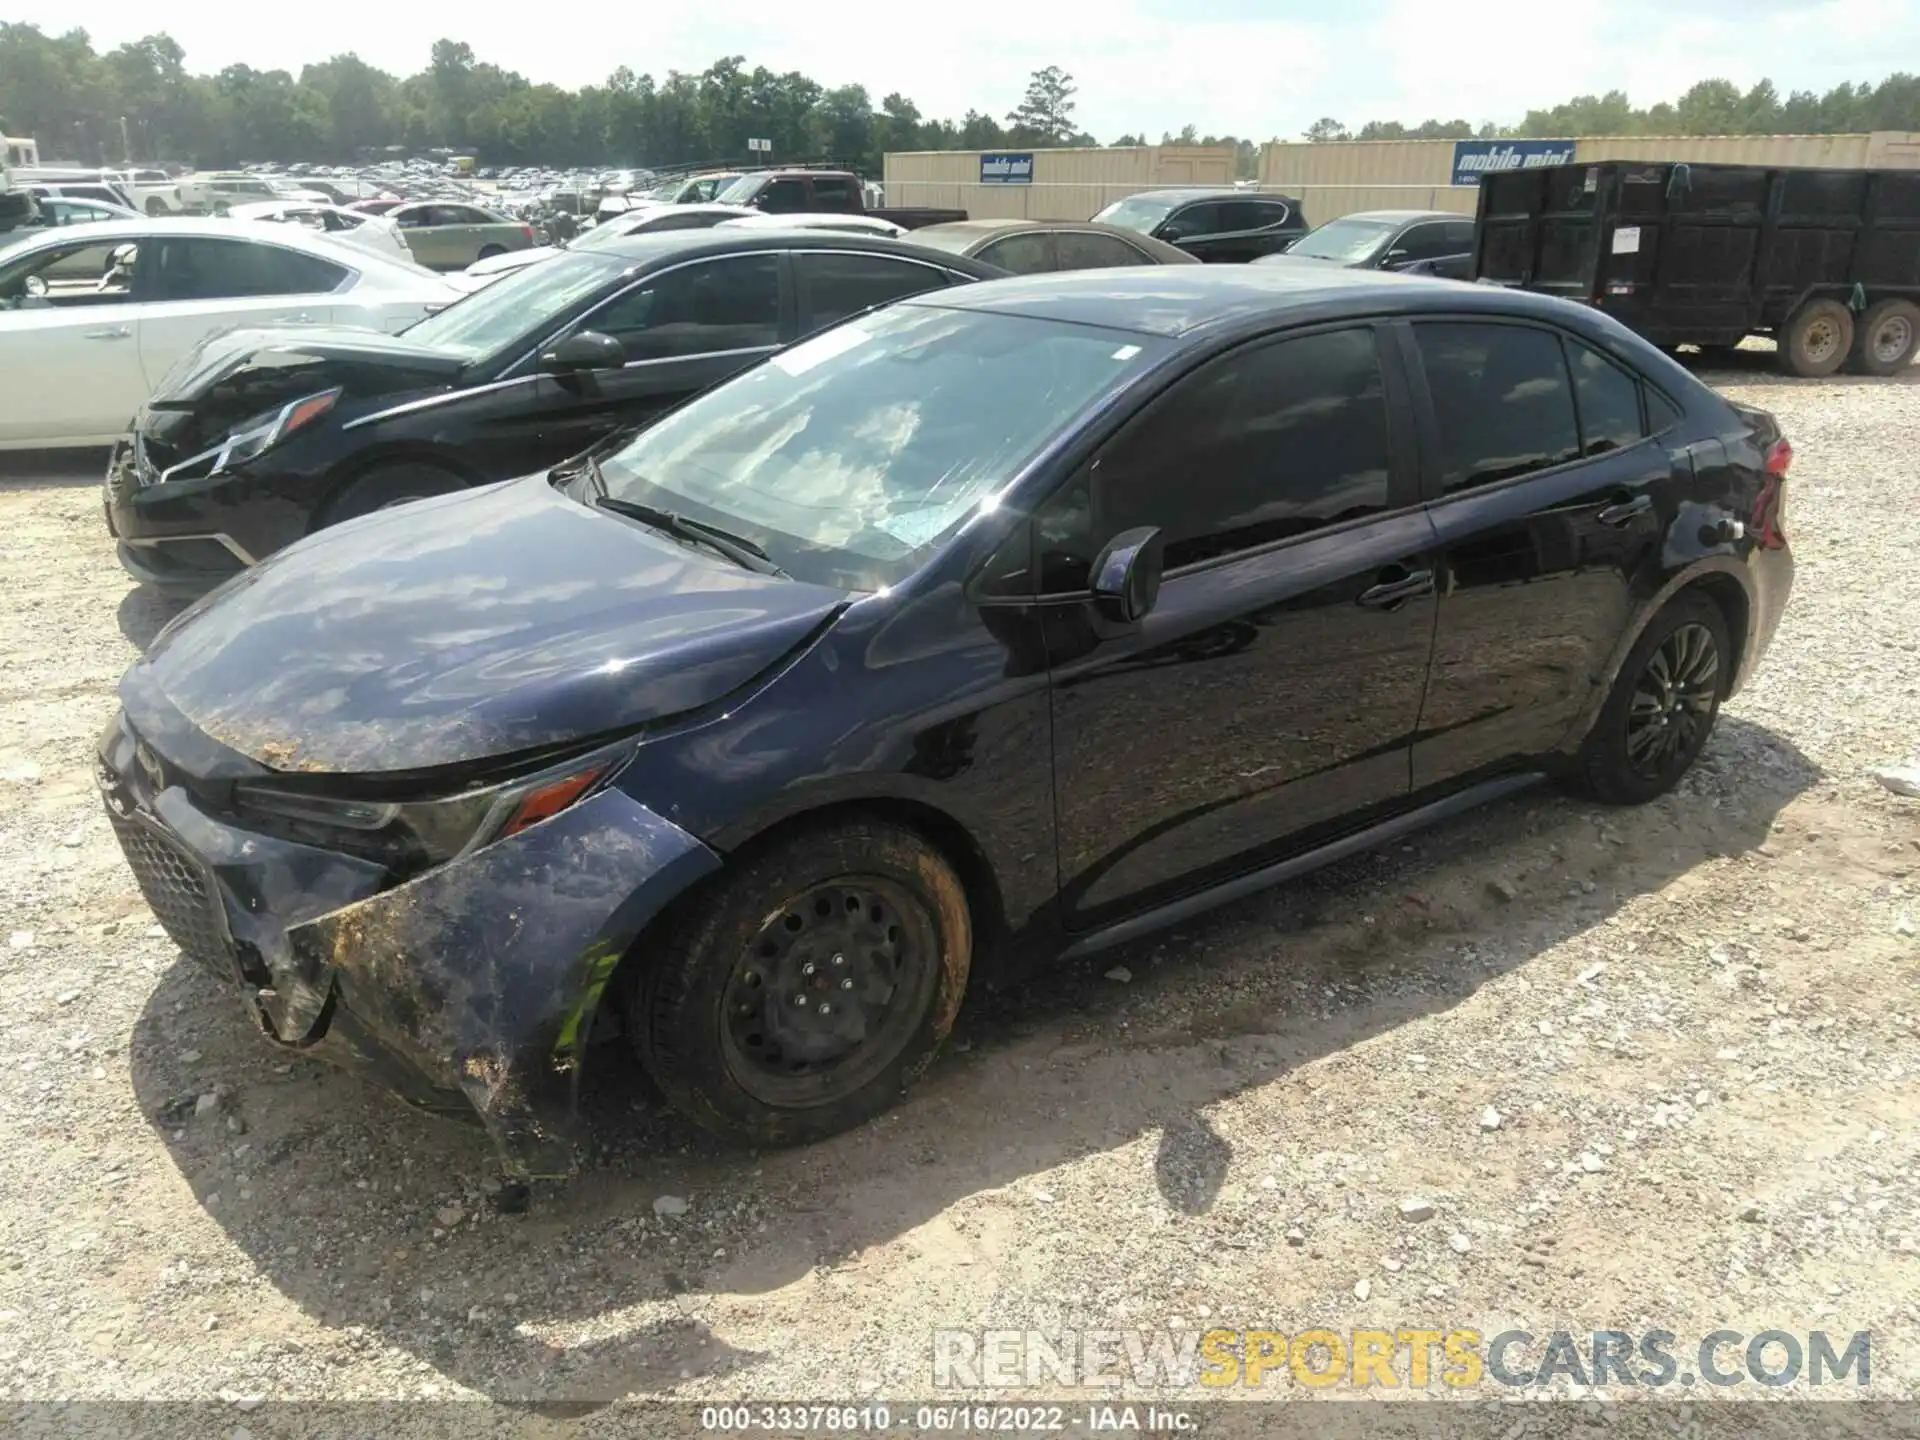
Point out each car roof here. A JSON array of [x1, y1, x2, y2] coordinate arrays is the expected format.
[[912, 264, 1609, 340], [1326, 209, 1470, 224], [583, 228, 1001, 272], [0, 217, 439, 273]]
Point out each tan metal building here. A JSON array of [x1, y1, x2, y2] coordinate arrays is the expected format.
[[1256, 132, 1920, 226], [881, 144, 1236, 221]]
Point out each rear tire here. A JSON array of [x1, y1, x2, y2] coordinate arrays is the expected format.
[[319, 462, 465, 530], [1779, 298, 1854, 378], [477, 243, 506, 260], [631, 819, 972, 1147], [1847, 299, 1920, 377], [1569, 593, 1730, 806], [144, 197, 168, 217]]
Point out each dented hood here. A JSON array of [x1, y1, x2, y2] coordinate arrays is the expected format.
[[128, 476, 847, 776]]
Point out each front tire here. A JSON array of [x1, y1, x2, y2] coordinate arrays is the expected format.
[[319, 462, 465, 529], [1570, 594, 1730, 805], [632, 819, 972, 1146]]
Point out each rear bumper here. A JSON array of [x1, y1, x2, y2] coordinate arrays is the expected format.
[[97, 709, 722, 1178], [1735, 540, 1793, 697]]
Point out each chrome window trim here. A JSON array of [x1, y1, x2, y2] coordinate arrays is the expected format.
[[340, 375, 539, 431], [119, 531, 258, 565]]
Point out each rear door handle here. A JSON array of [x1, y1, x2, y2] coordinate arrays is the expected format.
[[273, 312, 313, 324], [1596, 493, 1654, 527], [1357, 568, 1435, 609], [83, 326, 132, 340]]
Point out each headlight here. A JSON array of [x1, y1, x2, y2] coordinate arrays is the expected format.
[[231, 735, 639, 870], [211, 389, 340, 473]]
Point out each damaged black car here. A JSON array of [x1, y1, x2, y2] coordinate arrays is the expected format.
[[102, 267, 1792, 1179], [104, 229, 1000, 592]]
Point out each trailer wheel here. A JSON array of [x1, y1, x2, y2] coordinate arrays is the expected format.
[[1779, 299, 1854, 378], [1848, 299, 1920, 377]]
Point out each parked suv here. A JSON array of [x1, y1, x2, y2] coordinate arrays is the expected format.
[[1093, 187, 1306, 262]]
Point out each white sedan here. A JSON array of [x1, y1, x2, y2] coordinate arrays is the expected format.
[[223, 201, 417, 266], [716, 212, 906, 238], [458, 203, 756, 286], [0, 218, 462, 450]]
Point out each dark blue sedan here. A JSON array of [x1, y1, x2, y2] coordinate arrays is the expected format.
[[101, 265, 1794, 1177]]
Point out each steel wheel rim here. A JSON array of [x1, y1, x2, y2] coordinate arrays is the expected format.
[[1803, 316, 1841, 364], [1873, 314, 1914, 365], [721, 876, 937, 1107], [1625, 622, 1719, 779]]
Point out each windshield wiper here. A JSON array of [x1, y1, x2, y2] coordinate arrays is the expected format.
[[592, 494, 788, 577]]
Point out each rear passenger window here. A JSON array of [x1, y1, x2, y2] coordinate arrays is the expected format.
[[1646, 388, 1682, 434], [1414, 323, 1579, 494], [796, 253, 949, 334], [1566, 339, 1644, 456], [1054, 231, 1150, 270], [1045, 326, 1392, 584], [975, 233, 1054, 274]]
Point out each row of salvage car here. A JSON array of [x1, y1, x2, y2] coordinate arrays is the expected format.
[[5, 189, 1799, 1191]]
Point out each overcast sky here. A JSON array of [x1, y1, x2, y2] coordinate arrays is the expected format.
[[15, 0, 1915, 141]]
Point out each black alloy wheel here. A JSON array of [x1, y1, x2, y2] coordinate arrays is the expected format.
[[1571, 592, 1730, 805], [1623, 622, 1719, 779]]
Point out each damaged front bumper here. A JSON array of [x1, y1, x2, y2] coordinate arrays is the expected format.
[[97, 709, 720, 1179]]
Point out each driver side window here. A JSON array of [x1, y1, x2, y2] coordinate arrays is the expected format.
[[1, 239, 138, 307], [585, 255, 782, 362]]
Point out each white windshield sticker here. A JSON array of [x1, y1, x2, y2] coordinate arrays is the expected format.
[[1612, 226, 1641, 255], [772, 325, 871, 376], [1111, 344, 1141, 360]]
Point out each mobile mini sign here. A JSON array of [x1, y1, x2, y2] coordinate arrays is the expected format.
[[979, 152, 1035, 185], [1451, 140, 1577, 186]]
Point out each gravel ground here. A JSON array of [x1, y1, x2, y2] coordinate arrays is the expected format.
[[1, 358, 1918, 1433]]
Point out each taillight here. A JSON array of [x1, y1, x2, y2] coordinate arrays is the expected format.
[[1753, 436, 1791, 548], [522, 224, 535, 243]]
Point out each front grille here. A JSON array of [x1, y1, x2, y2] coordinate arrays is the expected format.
[[108, 810, 235, 978]]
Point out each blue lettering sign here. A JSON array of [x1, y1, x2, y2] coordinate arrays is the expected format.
[[979, 152, 1035, 185], [1452, 139, 1578, 187]]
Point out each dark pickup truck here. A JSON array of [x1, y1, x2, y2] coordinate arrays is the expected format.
[[1475, 159, 1920, 376], [716, 169, 967, 231]]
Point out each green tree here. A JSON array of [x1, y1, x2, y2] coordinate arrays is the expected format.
[[1006, 65, 1077, 146], [1303, 117, 1350, 142]]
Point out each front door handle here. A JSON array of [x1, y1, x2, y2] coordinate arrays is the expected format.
[[1596, 493, 1654, 527], [1357, 567, 1435, 610], [83, 326, 132, 340], [272, 312, 313, 324]]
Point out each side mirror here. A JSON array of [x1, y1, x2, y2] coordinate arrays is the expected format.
[[23, 274, 48, 298], [538, 330, 625, 373], [1090, 526, 1164, 626]]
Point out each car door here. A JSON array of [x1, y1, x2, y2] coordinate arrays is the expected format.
[[474, 251, 790, 476], [1052, 229, 1158, 271], [973, 231, 1057, 274], [0, 235, 149, 444], [393, 205, 450, 268], [451, 206, 506, 263], [1037, 323, 1439, 929], [133, 235, 348, 389], [808, 175, 861, 215], [1153, 201, 1228, 261], [1383, 221, 1469, 277], [753, 178, 811, 214], [1220, 200, 1300, 260], [1405, 320, 1682, 788], [792, 249, 963, 335]]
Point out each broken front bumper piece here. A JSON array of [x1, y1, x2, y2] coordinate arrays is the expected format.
[[99, 710, 720, 1178]]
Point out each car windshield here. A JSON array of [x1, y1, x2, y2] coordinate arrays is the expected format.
[[711, 175, 761, 204], [1287, 218, 1401, 263], [593, 304, 1161, 591], [1092, 193, 1180, 234], [403, 251, 621, 361]]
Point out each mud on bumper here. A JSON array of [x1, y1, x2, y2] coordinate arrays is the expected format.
[[98, 713, 720, 1179]]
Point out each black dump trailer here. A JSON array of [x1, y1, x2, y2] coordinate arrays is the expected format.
[[1473, 159, 1920, 376]]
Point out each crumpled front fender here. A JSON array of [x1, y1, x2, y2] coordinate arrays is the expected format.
[[287, 787, 720, 1179]]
